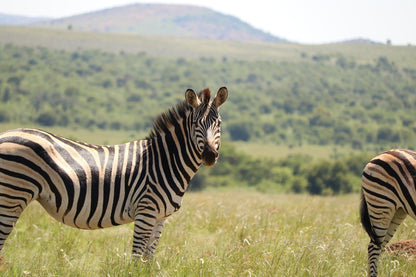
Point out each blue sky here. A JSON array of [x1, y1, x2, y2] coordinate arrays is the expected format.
[[1, 0, 415, 45]]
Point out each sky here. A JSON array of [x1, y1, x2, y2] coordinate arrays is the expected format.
[[0, 0, 415, 45]]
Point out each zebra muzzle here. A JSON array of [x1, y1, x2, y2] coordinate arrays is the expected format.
[[201, 143, 219, 167]]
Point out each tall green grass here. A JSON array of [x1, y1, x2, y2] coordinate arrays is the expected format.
[[1, 191, 416, 276]]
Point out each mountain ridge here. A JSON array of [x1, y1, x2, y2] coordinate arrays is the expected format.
[[0, 4, 383, 44], [29, 3, 288, 42]]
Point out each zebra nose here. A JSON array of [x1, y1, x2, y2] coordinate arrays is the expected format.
[[204, 142, 218, 156], [202, 143, 219, 167]]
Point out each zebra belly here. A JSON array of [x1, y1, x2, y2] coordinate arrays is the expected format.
[[37, 197, 134, 230]]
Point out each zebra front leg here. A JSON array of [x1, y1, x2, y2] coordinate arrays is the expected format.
[[131, 210, 158, 260], [143, 219, 166, 258]]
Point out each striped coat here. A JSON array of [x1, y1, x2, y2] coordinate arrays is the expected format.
[[360, 149, 416, 276], [0, 87, 228, 259]]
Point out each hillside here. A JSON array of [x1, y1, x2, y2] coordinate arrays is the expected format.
[[30, 3, 286, 42], [0, 26, 415, 194], [0, 36, 415, 150], [336, 38, 381, 45]]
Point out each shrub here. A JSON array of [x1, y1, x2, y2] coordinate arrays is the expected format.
[[36, 112, 56, 126]]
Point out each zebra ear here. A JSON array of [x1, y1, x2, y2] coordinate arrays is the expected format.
[[212, 87, 228, 108], [200, 88, 211, 105], [185, 89, 200, 109]]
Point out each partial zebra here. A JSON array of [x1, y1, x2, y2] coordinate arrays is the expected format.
[[360, 149, 416, 277], [0, 87, 228, 259]]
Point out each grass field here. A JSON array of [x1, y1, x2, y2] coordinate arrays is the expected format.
[[1, 191, 416, 276]]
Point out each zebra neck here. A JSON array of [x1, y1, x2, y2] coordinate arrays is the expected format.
[[146, 127, 201, 194]]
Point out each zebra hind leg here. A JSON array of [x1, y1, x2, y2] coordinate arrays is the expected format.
[[367, 208, 407, 277], [0, 201, 28, 256], [0, 182, 34, 258], [367, 241, 382, 277]]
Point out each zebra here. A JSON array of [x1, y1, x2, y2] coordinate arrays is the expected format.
[[0, 87, 228, 260], [360, 149, 416, 277]]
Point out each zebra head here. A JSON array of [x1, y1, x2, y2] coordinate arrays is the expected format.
[[185, 87, 228, 167]]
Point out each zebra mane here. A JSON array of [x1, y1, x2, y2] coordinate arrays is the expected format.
[[146, 100, 191, 139]]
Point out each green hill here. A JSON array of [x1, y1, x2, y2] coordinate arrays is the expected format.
[[0, 26, 415, 152], [29, 3, 286, 42], [0, 26, 415, 194]]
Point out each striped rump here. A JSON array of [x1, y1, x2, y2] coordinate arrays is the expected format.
[[360, 149, 416, 277]]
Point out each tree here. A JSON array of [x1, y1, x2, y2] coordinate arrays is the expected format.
[[64, 86, 80, 97], [309, 107, 333, 127], [228, 123, 251, 141], [7, 76, 22, 88], [2, 88, 10, 102], [306, 160, 352, 195]]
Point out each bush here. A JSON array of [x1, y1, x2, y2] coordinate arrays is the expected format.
[[0, 108, 9, 122], [190, 143, 370, 195], [36, 112, 56, 126]]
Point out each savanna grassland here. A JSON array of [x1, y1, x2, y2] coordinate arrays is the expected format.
[[1, 191, 416, 276], [1, 25, 416, 276]]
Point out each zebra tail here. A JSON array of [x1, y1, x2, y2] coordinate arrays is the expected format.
[[360, 188, 380, 245]]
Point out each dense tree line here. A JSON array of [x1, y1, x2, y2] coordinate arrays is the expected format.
[[191, 143, 373, 195], [0, 43, 415, 151]]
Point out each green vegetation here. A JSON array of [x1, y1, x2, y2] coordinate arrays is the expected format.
[[0, 27, 415, 194], [192, 143, 373, 195], [2, 192, 416, 276], [0, 42, 415, 152]]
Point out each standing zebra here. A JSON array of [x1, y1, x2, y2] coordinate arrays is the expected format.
[[360, 149, 416, 277], [0, 87, 228, 260]]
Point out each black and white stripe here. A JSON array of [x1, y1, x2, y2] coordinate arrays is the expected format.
[[360, 149, 416, 277], [0, 87, 228, 259]]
